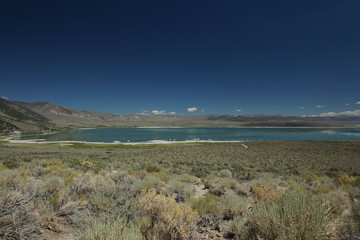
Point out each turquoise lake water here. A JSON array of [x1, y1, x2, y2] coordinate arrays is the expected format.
[[24, 127, 360, 143]]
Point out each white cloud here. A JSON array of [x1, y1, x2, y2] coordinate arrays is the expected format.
[[151, 110, 167, 115], [151, 110, 176, 115], [304, 109, 360, 117], [298, 106, 306, 110], [235, 109, 242, 112], [187, 107, 197, 112], [345, 103, 350, 106], [200, 109, 205, 112], [356, 101, 360, 105], [316, 105, 326, 108], [140, 110, 149, 115], [1, 96, 9, 100]]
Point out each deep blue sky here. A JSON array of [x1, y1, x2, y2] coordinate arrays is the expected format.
[[1, 0, 360, 116]]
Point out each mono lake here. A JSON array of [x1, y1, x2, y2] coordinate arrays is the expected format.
[[21, 127, 360, 143]]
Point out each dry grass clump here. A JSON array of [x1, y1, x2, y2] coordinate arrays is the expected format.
[[233, 190, 327, 240], [139, 190, 199, 239], [250, 184, 280, 203], [84, 216, 143, 240]]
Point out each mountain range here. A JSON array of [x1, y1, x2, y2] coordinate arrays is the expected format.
[[1, 99, 359, 134], [0, 98, 53, 134]]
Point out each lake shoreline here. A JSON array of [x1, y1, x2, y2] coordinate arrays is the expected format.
[[2, 126, 360, 144], [3, 137, 245, 145]]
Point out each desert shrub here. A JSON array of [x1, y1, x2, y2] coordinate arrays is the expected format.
[[219, 190, 247, 219], [88, 193, 116, 214], [113, 177, 136, 197], [353, 178, 360, 188], [81, 160, 105, 172], [39, 176, 64, 198], [231, 216, 251, 238], [236, 190, 327, 240], [0, 170, 26, 192], [107, 170, 130, 183], [68, 159, 104, 173], [31, 166, 43, 178], [338, 174, 357, 185], [92, 177, 140, 223], [46, 161, 62, 167], [69, 173, 97, 195], [310, 175, 337, 194], [240, 171, 257, 181], [313, 187, 331, 194], [179, 174, 201, 184], [43, 164, 72, 177], [218, 169, 232, 178], [0, 164, 8, 171], [64, 171, 81, 186], [0, 191, 42, 240], [84, 216, 143, 240], [2, 159, 20, 169], [190, 194, 222, 217], [166, 179, 195, 202], [309, 174, 321, 181], [139, 190, 199, 239], [347, 186, 360, 202], [351, 202, 360, 231], [88, 175, 117, 197], [78, 177, 140, 222], [49, 192, 60, 210], [132, 175, 166, 194], [336, 202, 360, 239], [320, 190, 351, 217], [191, 166, 210, 178], [148, 171, 170, 183], [145, 163, 161, 173], [33, 199, 61, 232], [250, 184, 280, 203], [287, 177, 308, 192], [204, 175, 243, 196], [56, 200, 92, 228], [137, 216, 163, 240], [115, 197, 141, 224], [16, 177, 41, 196]]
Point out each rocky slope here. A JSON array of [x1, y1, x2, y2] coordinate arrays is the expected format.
[[0, 98, 53, 134]]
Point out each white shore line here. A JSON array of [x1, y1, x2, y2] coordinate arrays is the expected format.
[[3, 137, 245, 145], [135, 126, 185, 128]]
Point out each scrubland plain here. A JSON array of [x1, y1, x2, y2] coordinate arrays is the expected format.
[[0, 141, 359, 239]]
